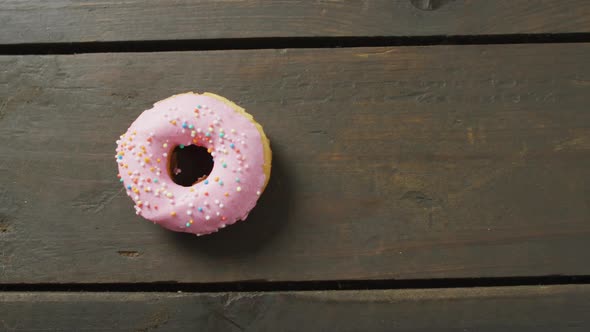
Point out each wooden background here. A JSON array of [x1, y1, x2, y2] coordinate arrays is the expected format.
[[1, 1, 589, 331]]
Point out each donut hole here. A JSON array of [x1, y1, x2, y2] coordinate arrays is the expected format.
[[169, 145, 214, 187]]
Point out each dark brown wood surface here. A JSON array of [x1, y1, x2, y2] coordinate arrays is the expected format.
[[2, 0, 590, 44], [1, 43, 589, 283], [1, 285, 589, 331]]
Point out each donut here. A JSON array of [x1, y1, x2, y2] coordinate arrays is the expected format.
[[115, 92, 271, 236]]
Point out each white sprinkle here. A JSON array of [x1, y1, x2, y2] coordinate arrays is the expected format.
[[188, 202, 194, 208], [219, 203, 224, 208], [216, 212, 220, 216], [163, 152, 168, 157], [214, 200, 219, 204], [166, 192, 173, 198], [231, 129, 236, 133], [187, 211, 192, 215], [236, 186, 242, 192], [205, 215, 210, 220], [256, 191, 261, 196]]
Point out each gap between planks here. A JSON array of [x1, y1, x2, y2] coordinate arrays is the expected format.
[[2, 33, 590, 55], [2, 275, 590, 293]]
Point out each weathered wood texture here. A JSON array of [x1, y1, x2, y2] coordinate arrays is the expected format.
[[1, 286, 589, 331], [1, 44, 590, 283], [2, 0, 590, 44]]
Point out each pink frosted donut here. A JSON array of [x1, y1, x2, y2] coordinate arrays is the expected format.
[[115, 92, 272, 236]]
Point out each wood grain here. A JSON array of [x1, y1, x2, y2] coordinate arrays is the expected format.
[[1, 0, 590, 44], [1, 285, 589, 331], [1, 44, 590, 283]]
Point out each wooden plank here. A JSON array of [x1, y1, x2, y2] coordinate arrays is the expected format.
[[1, 43, 590, 283], [1, 285, 589, 331], [2, 0, 590, 44]]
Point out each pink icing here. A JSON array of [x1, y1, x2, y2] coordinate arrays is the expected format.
[[115, 93, 268, 235]]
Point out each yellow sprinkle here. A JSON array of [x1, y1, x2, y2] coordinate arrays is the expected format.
[[162, 143, 168, 148], [156, 158, 161, 163], [149, 167, 155, 172], [189, 219, 194, 224], [144, 158, 151, 163], [170, 120, 177, 125], [170, 211, 176, 216]]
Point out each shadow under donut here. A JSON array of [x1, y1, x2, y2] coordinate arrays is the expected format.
[[165, 145, 293, 257]]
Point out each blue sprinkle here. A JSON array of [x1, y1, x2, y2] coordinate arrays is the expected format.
[[219, 132, 225, 138], [235, 178, 240, 183], [127, 185, 132, 190], [179, 144, 185, 149], [182, 122, 188, 128], [117, 155, 123, 160], [219, 180, 224, 186], [230, 143, 235, 149], [204, 180, 209, 185], [197, 105, 202, 109], [205, 133, 211, 137], [198, 207, 203, 212]]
